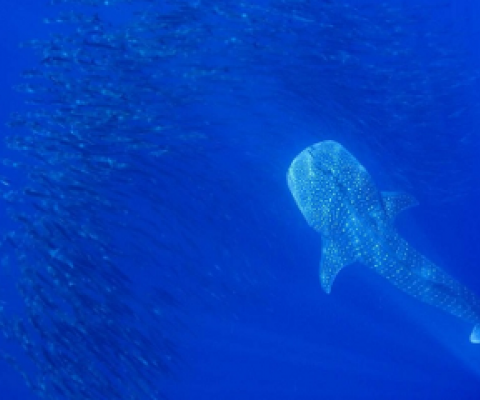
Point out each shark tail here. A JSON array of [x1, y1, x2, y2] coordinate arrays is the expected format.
[[470, 324, 480, 344]]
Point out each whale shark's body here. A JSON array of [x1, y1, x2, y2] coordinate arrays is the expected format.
[[287, 140, 480, 343]]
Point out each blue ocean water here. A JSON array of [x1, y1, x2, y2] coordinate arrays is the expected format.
[[1, 1, 480, 399]]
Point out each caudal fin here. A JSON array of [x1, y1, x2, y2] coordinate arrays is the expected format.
[[470, 324, 480, 344]]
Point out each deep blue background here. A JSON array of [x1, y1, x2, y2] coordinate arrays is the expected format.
[[2, 1, 480, 399]]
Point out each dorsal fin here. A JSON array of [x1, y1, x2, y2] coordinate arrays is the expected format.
[[320, 238, 357, 294], [381, 191, 418, 222]]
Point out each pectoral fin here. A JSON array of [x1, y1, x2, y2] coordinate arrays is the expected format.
[[470, 324, 480, 344], [382, 191, 418, 222], [320, 239, 357, 294]]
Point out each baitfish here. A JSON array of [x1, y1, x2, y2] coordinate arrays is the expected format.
[[287, 140, 480, 343]]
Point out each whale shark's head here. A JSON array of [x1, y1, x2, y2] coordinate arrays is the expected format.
[[287, 141, 343, 232], [287, 140, 376, 234]]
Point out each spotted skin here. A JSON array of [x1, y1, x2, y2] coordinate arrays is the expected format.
[[287, 140, 480, 343]]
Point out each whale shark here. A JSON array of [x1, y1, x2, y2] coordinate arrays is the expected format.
[[287, 140, 480, 343]]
